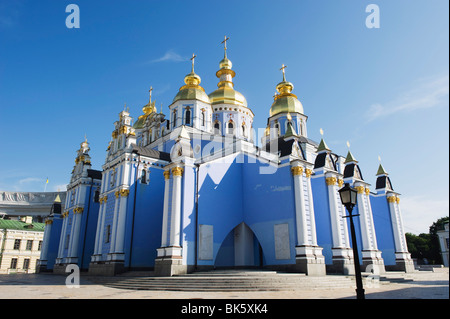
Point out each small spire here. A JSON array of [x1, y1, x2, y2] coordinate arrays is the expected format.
[[285, 121, 298, 138], [344, 150, 358, 164], [376, 163, 388, 176], [54, 194, 61, 203], [317, 139, 331, 153], [149, 86, 153, 103]]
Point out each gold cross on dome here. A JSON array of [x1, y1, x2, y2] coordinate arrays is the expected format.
[[149, 86, 153, 102], [190, 53, 197, 71], [280, 64, 287, 80], [222, 36, 230, 50]]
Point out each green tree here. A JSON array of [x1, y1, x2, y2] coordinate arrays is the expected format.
[[406, 216, 449, 265]]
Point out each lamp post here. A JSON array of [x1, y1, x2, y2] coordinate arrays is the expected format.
[[338, 183, 365, 300]]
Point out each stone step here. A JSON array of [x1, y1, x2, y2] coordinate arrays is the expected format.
[[92, 270, 357, 291]]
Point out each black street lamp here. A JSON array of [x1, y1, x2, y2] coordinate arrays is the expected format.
[[338, 183, 365, 300]]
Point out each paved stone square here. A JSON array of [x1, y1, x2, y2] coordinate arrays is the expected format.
[[0, 269, 448, 299]]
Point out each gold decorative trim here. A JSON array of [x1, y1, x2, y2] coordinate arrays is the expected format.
[[163, 170, 171, 180], [291, 166, 303, 176], [396, 196, 400, 204], [337, 179, 344, 188], [387, 196, 397, 203], [120, 189, 130, 197], [45, 219, 53, 225], [115, 190, 120, 198], [74, 207, 84, 214], [172, 167, 184, 177], [365, 188, 370, 195], [305, 169, 313, 178], [325, 177, 336, 186], [356, 186, 365, 194]]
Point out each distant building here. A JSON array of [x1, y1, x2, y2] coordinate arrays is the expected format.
[[0, 217, 44, 274], [437, 222, 449, 267], [0, 191, 66, 222]]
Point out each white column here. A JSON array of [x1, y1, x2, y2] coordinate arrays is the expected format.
[[92, 197, 107, 261], [388, 195, 404, 252], [40, 220, 52, 262], [365, 188, 379, 250], [305, 169, 318, 246], [114, 188, 129, 255], [69, 208, 83, 260], [356, 185, 371, 250], [395, 199, 409, 252], [326, 176, 343, 248], [161, 170, 171, 247], [109, 191, 120, 255], [169, 166, 183, 247], [56, 213, 68, 260], [291, 166, 309, 246]]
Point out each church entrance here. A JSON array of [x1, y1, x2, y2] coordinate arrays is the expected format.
[[214, 222, 265, 269]]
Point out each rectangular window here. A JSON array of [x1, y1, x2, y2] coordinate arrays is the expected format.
[[105, 225, 111, 243], [26, 240, 33, 250], [23, 259, 30, 270], [38, 241, 43, 251], [10, 258, 18, 269], [13, 239, 21, 250], [65, 234, 70, 249]]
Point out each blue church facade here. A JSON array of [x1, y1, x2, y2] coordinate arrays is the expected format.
[[39, 42, 415, 276]]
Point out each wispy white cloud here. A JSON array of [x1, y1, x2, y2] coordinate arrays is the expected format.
[[365, 75, 449, 121], [147, 49, 189, 64]]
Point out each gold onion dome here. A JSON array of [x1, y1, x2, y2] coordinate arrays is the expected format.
[[269, 64, 304, 117], [133, 87, 157, 129], [173, 54, 210, 105], [208, 36, 248, 108]]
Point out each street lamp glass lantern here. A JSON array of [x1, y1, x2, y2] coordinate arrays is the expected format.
[[339, 183, 357, 207]]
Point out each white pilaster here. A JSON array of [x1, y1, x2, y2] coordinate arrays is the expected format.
[[161, 170, 171, 247], [169, 166, 183, 249], [291, 165, 309, 246]]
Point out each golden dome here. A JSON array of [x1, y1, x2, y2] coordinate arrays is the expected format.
[[208, 42, 248, 108], [134, 88, 157, 129], [173, 54, 211, 105], [209, 86, 247, 107], [269, 65, 304, 117]]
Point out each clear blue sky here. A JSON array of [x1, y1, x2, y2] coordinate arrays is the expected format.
[[0, 0, 448, 234]]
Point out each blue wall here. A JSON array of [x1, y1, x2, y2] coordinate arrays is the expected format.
[[195, 154, 298, 267], [371, 195, 396, 265], [311, 176, 333, 264], [45, 217, 63, 270], [123, 165, 164, 269]]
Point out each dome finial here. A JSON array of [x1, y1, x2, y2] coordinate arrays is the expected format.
[[149, 86, 153, 103], [222, 35, 230, 58], [190, 53, 196, 73], [280, 64, 287, 82]]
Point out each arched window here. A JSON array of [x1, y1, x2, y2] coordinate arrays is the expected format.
[[214, 121, 220, 134], [141, 170, 147, 184], [274, 123, 280, 137], [185, 108, 191, 125], [172, 110, 177, 128], [242, 124, 246, 137], [227, 121, 234, 135], [201, 111, 206, 127]]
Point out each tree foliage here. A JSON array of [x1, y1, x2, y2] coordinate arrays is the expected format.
[[406, 216, 449, 265]]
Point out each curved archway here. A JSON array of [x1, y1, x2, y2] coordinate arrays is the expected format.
[[215, 222, 265, 268]]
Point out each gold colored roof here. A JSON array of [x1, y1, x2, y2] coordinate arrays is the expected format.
[[209, 86, 247, 107], [269, 65, 304, 117], [173, 54, 211, 105], [134, 88, 157, 129]]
